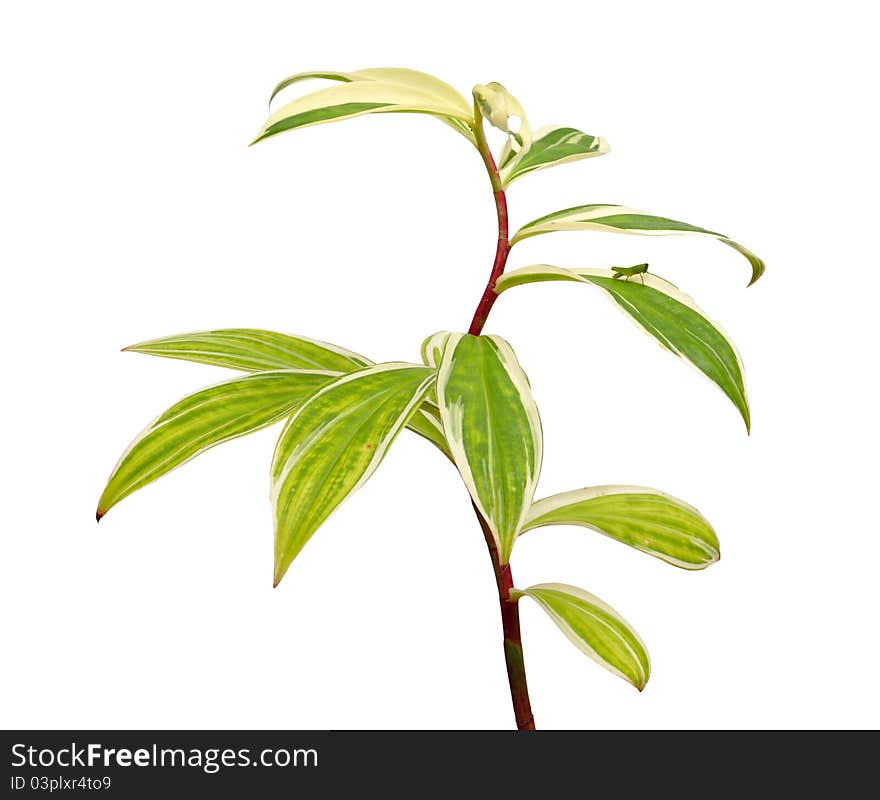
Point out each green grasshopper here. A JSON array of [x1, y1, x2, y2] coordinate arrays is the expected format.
[[611, 263, 650, 284]]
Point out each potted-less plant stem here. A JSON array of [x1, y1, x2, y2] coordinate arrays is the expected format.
[[97, 69, 762, 729]]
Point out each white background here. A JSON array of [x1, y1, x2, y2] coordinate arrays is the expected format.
[[2, 1, 878, 730]]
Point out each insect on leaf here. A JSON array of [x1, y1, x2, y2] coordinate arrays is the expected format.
[[495, 265, 750, 431], [511, 204, 764, 286], [272, 363, 436, 585], [97, 370, 337, 520], [522, 485, 719, 569]]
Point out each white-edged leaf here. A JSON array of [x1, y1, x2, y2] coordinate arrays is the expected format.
[[523, 485, 719, 569], [473, 81, 531, 162], [254, 68, 475, 145], [267, 70, 354, 105], [495, 265, 750, 430], [123, 328, 448, 453], [97, 370, 336, 519], [421, 330, 458, 369], [434, 332, 542, 564], [123, 328, 371, 373], [520, 583, 650, 690], [511, 204, 764, 286], [271, 362, 436, 585], [500, 125, 609, 186]]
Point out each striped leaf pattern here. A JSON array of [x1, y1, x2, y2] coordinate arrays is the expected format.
[[520, 583, 650, 690], [512, 204, 764, 286], [500, 126, 609, 186], [124, 328, 370, 373], [97, 370, 337, 519], [434, 333, 542, 564], [253, 68, 475, 145], [125, 328, 448, 453], [271, 363, 436, 585], [495, 265, 750, 430], [523, 486, 720, 569]]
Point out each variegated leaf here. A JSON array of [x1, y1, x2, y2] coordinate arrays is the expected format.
[[253, 68, 475, 145], [124, 328, 370, 373], [434, 332, 542, 564], [124, 328, 448, 453], [500, 125, 609, 186], [272, 363, 436, 585], [97, 370, 336, 520], [518, 583, 650, 690], [522, 486, 719, 569], [421, 330, 458, 369], [511, 204, 764, 286], [495, 265, 750, 430], [473, 82, 531, 161]]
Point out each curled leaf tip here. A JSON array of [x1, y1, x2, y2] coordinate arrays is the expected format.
[[95, 508, 105, 523]]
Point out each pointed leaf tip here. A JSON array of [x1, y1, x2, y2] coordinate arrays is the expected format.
[[253, 68, 475, 146], [435, 334, 543, 564], [95, 509, 105, 523], [97, 370, 338, 518], [495, 266, 751, 431], [121, 328, 371, 373], [523, 583, 650, 690], [511, 204, 764, 287], [271, 363, 436, 581]]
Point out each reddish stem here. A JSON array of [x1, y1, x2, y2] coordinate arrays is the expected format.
[[473, 503, 535, 730], [468, 178, 510, 336], [465, 114, 534, 730]]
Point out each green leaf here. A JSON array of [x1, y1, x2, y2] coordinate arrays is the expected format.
[[267, 70, 359, 106], [433, 332, 542, 564], [421, 330, 457, 369], [253, 68, 475, 145], [511, 204, 764, 286], [124, 329, 449, 455], [495, 265, 750, 431], [97, 370, 336, 520], [500, 126, 609, 186], [522, 486, 719, 570], [272, 363, 436, 585], [520, 583, 650, 690], [124, 329, 370, 373]]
